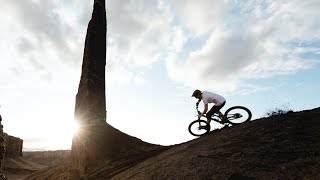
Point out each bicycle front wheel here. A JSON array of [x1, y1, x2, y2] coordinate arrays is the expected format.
[[188, 120, 210, 136], [225, 106, 252, 125]]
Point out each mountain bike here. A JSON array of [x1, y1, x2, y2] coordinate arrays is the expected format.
[[188, 102, 252, 136]]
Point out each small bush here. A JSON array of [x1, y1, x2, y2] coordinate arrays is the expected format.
[[265, 107, 293, 117]]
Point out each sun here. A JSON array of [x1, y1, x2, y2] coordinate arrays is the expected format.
[[44, 119, 81, 150], [70, 120, 80, 135]]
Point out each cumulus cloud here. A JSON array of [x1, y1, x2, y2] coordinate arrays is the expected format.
[[1, 0, 319, 91], [16, 37, 35, 55], [166, 0, 320, 93], [92, 0, 176, 85], [106, 0, 172, 67], [169, 0, 227, 36], [7, 1, 72, 53], [1, 0, 88, 71]]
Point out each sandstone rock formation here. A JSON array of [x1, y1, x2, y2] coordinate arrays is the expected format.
[[71, 0, 170, 179], [70, 1, 168, 178], [0, 114, 23, 179], [74, 0, 106, 125], [3, 133, 23, 158], [71, 124, 168, 179], [71, 0, 107, 177]]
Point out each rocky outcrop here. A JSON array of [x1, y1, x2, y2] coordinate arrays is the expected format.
[[71, 0, 109, 177], [71, 124, 168, 179], [4, 133, 23, 157], [1, 115, 23, 179], [74, 0, 107, 125], [70, 1, 169, 177]]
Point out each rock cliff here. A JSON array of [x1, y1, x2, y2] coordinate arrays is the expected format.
[[71, 0, 109, 177], [4, 133, 23, 157], [74, 0, 107, 125]]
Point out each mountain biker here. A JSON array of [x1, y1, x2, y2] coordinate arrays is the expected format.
[[191, 89, 226, 129]]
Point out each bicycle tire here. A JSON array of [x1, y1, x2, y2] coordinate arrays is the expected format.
[[224, 106, 252, 125], [188, 120, 210, 136]]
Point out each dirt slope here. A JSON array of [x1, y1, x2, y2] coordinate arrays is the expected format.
[[111, 107, 320, 179], [24, 107, 320, 179], [3, 157, 46, 179]]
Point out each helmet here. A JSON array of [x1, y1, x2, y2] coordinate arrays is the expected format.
[[191, 89, 202, 97]]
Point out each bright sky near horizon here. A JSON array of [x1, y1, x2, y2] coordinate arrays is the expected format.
[[0, 0, 319, 151]]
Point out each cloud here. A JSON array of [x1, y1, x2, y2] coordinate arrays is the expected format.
[[1, 0, 86, 69], [16, 37, 35, 55], [106, 0, 172, 67], [7, 1, 71, 51], [165, 0, 320, 93], [170, 26, 188, 53], [1, 0, 168, 86], [1, 0, 319, 91], [169, 0, 227, 36]]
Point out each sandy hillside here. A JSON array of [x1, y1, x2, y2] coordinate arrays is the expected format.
[[24, 107, 320, 179], [3, 150, 70, 179], [3, 157, 46, 180]]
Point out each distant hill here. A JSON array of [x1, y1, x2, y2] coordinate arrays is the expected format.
[[24, 107, 320, 179], [23, 150, 70, 166]]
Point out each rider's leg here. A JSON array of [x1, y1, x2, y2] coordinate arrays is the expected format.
[[199, 117, 211, 130], [199, 102, 226, 129], [206, 105, 218, 117], [206, 108, 215, 125], [218, 111, 227, 122], [218, 101, 226, 122], [197, 113, 212, 130], [197, 109, 215, 130], [207, 101, 226, 123]]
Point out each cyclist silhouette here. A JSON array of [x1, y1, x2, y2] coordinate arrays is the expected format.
[[191, 89, 226, 129]]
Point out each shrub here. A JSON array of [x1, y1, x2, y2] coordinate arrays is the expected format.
[[265, 107, 293, 117]]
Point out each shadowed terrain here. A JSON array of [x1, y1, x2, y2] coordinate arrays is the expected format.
[[22, 107, 320, 179], [3, 157, 46, 180]]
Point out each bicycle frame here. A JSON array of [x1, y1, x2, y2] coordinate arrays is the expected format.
[[196, 106, 225, 124]]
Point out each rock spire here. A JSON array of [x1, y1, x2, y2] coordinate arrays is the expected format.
[[74, 0, 107, 125]]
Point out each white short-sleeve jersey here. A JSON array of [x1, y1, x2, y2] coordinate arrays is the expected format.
[[201, 91, 226, 106]]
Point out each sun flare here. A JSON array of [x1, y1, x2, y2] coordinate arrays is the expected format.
[[42, 118, 81, 150], [70, 120, 80, 135]]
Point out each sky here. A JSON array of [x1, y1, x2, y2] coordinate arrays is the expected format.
[[0, 0, 319, 151]]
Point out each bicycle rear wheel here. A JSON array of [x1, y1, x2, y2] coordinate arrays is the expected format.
[[225, 106, 252, 125], [188, 120, 210, 136]]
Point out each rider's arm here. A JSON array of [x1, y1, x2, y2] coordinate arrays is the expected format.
[[201, 104, 208, 116]]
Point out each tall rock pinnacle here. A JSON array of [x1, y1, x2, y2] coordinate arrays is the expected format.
[[74, 0, 107, 125], [71, 3, 168, 178]]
